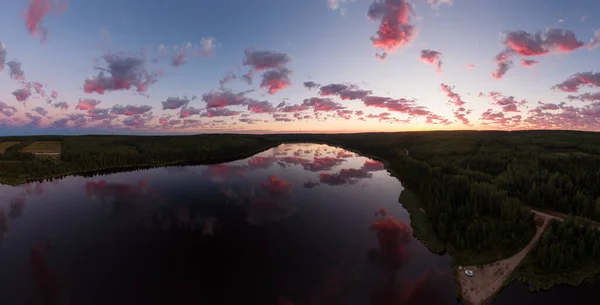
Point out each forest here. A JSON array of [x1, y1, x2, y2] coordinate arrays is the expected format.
[[510, 218, 600, 290], [0, 134, 278, 185], [2, 130, 600, 281]]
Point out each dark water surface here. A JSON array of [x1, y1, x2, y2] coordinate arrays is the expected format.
[[0, 143, 595, 305]]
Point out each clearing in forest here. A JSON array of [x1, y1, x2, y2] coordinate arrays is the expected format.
[[0, 142, 21, 154], [458, 213, 550, 305], [21, 141, 62, 154]]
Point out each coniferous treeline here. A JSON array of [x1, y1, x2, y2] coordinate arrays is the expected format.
[[512, 218, 600, 290], [0, 134, 278, 185]]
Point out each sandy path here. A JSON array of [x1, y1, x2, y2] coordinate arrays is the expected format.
[[458, 214, 550, 305]]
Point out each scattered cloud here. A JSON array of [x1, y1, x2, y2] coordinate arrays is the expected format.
[[243, 49, 292, 71], [7, 61, 25, 81], [553, 72, 600, 92], [111, 104, 153, 116], [367, 0, 416, 60], [25, 0, 68, 43], [52, 101, 69, 110], [202, 89, 249, 108], [75, 99, 102, 111], [84, 54, 160, 94], [179, 106, 203, 118], [420, 49, 443, 73], [491, 28, 585, 78], [12, 88, 32, 102], [161, 96, 193, 110], [303, 81, 320, 90], [201, 108, 241, 117], [31, 106, 48, 116], [260, 68, 292, 94], [51, 118, 69, 128], [520, 59, 540, 67], [567, 92, 600, 102], [302, 97, 345, 112], [480, 91, 526, 112], [0, 101, 18, 117]]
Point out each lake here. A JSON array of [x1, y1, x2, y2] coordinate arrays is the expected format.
[[0, 143, 597, 305]]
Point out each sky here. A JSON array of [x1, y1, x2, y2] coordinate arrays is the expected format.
[[0, 0, 599, 135]]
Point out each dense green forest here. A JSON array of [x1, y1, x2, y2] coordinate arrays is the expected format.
[[511, 218, 600, 290], [0, 134, 278, 185], [2, 130, 600, 275]]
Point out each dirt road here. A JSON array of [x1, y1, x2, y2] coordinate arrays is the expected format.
[[458, 213, 550, 305]]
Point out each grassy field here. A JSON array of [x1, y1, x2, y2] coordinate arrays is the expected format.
[[21, 141, 62, 153], [0, 142, 21, 154]]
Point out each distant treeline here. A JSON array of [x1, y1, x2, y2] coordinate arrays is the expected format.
[[0, 134, 278, 185]]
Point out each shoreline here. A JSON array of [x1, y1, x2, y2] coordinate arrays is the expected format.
[[457, 214, 550, 305], [0, 142, 282, 186]]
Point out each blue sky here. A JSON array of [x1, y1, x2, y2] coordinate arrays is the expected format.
[[0, 0, 599, 135]]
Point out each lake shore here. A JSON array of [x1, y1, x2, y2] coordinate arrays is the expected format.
[[458, 214, 550, 305]]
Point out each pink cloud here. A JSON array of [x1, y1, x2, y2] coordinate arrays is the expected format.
[[179, 106, 203, 118], [75, 98, 101, 111], [25, 0, 67, 43], [441, 84, 471, 125], [491, 28, 585, 78], [466, 63, 475, 69], [362, 96, 430, 116], [260, 68, 292, 94], [553, 71, 600, 92], [567, 92, 600, 102], [122, 114, 150, 128], [303, 156, 345, 172], [201, 108, 241, 117], [491, 61, 512, 80], [362, 160, 385, 171], [50, 89, 57, 99], [51, 118, 69, 128], [520, 59, 540, 67], [319, 83, 373, 100], [0, 101, 18, 117], [86, 108, 114, 121], [480, 91, 526, 112], [161, 96, 193, 110], [243, 49, 292, 71], [32, 106, 48, 116], [83, 53, 159, 94], [12, 88, 32, 102], [367, 0, 416, 59], [202, 89, 248, 108], [262, 175, 291, 196], [278, 103, 310, 113], [301, 97, 345, 112], [52, 101, 69, 110], [503, 28, 585, 56], [420, 49, 443, 73], [7, 61, 25, 81], [440, 83, 465, 106], [110, 104, 152, 116], [247, 100, 276, 113]]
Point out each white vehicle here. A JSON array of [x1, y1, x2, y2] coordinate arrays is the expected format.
[[465, 270, 474, 277]]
